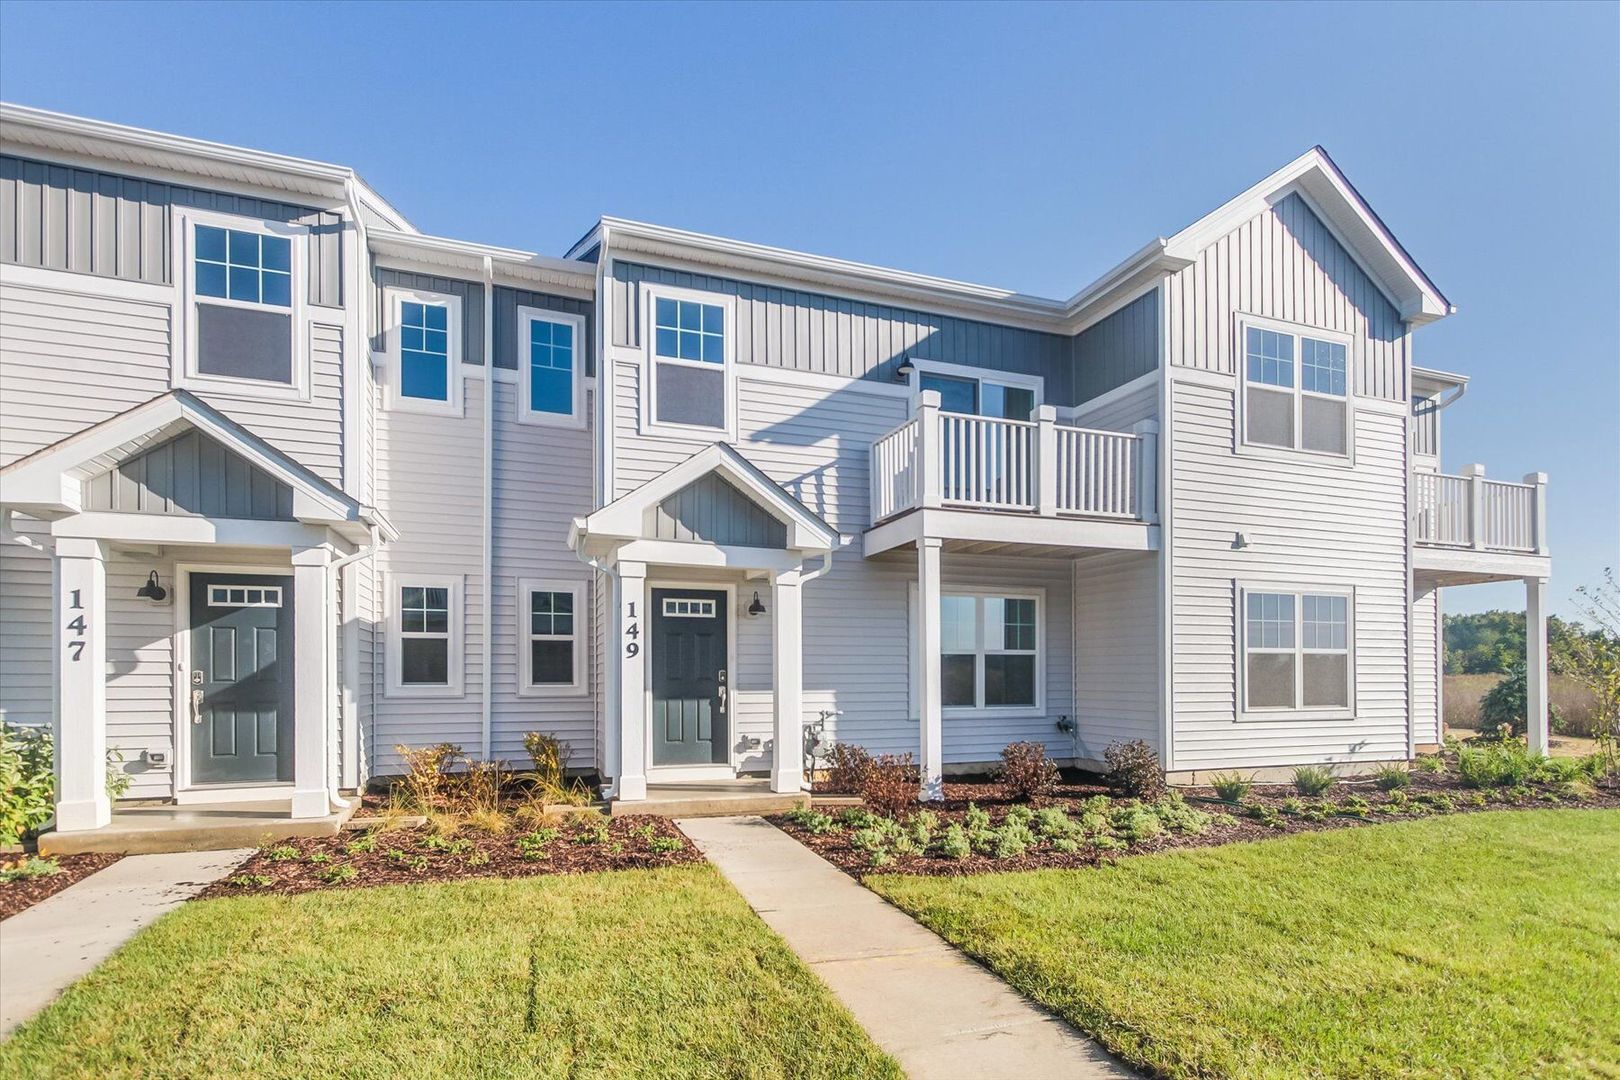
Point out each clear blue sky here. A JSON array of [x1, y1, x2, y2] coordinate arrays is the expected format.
[[3, 1, 1615, 617]]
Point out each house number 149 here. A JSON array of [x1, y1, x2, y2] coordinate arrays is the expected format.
[[624, 601, 639, 657], [64, 587, 87, 661]]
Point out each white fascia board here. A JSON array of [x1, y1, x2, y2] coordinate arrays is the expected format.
[[1412, 366, 1470, 391], [369, 228, 596, 293]]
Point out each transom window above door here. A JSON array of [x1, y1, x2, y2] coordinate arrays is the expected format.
[[919, 371, 1037, 420]]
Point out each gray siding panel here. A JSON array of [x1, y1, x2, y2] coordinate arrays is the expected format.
[[611, 261, 1075, 402], [1073, 290, 1159, 402], [491, 285, 594, 374], [0, 154, 343, 306], [82, 430, 294, 519], [654, 474, 787, 548]]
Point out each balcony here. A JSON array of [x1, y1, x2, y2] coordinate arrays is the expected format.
[[1411, 465, 1550, 584], [864, 391, 1159, 557]]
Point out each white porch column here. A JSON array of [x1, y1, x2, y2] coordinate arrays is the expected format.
[[1134, 418, 1160, 524], [1035, 405, 1059, 516], [615, 560, 648, 801], [1462, 463, 1487, 549], [1525, 472, 1549, 556], [917, 390, 943, 509], [771, 570, 805, 794], [53, 537, 110, 832], [1525, 576, 1550, 756], [916, 537, 943, 800], [290, 547, 332, 819]]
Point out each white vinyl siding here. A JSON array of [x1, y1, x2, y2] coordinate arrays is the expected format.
[[1071, 551, 1160, 760], [1412, 588, 1441, 745]]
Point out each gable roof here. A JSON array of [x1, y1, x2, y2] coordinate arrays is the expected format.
[[570, 443, 841, 553]]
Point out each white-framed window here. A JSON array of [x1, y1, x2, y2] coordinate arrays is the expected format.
[[174, 208, 309, 400], [662, 597, 716, 618], [642, 283, 734, 437], [910, 359, 1042, 420], [518, 307, 586, 428], [1238, 316, 1352, 458], [1239, 585, 1354, 718], [384, 287, 463, 415], [517, 579, 587, 695], [388, 575, 463, 697], [936, 590, 1043, 713], [207, 585, 284, 608]]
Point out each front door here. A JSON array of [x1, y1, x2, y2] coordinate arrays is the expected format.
[[188, 572, 294, 785], [650, 588, 728, 766]]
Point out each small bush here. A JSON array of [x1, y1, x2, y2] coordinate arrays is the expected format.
[[1280, 797, 1304, 815], [452, 760, 504, 817], [515, 828, 558, 860], [822, 743, 874, 793], [0, 722, 54, 845], [228, 873, 272, 888], [648, 836, 683, 854], [1034, 807, 1081, 840], [345, 832, 377, 855], [465, 808, 510, 835], [1111, 804, 1164, 843], [1004, 804, 1034, 828], [837, 807, 882, 831], [1104, 740, 1166, 800], [1341, 795, 1372, 818], [904, 809, 938, 848], [939, 823, 972, 860], [395, 742, 460, 811], [319, 865, 357, 885], [1458, 742, 1535, 788], [570, 817, 611, 845], [1246, 803, 1285, 829], [0, 856, 60, 882], [1151, 791, 1211, 835], [963, 803, 994, 851], [1413, 755, 1445, 774], [1052, 837, 1083, 855], [859, 753, 919, 818], [1477, 663, 1563, 740], [306, 851, 333, 865], [784, 808, 841, 835], [266, 844, 299, 862], [850, 825, 893, 855], [1291, 766, 1336, 797], [992, 820, 1034, 859], [1210, 772, 1252, 803], [998, 741, 1059, 802], [1373, 765, 1411, 791]]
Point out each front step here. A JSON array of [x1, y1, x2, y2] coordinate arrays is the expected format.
[[611, 783, 809, 819], [37, 801, 354, 856]]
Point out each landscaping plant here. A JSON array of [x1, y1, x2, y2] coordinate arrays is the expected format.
[[1210, 771, 1252, 803], [858, 752, 919, 818], [1477, 663, 1563, 740], [1291, 765, 1336, 797], [0, 856, 61, 882], [1373, 764, 1411, 791], [0, 722, 54, 845], [1103, 739, 1166, 800], [822, 742, 874, 793], [395, 742, 460, 811], [1458, 742, 1537, 788], [1557, 569, 1620, 784], [998, 741, 1060, 802]]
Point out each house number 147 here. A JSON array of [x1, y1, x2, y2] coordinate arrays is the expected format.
[[64, 587, 87, 661], [624, 601, 639, 657]]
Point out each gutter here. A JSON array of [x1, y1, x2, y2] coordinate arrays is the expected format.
[[324, 522, 386, 810], [481, 255, 495, 762]]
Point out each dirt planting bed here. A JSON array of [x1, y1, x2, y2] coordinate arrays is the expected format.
[[0, 853, 122, 921], [201, 814, 700, 899]]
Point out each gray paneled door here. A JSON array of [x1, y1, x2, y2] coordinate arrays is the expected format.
[[188, 572, 294, 784], [650, 589, 728, 767]]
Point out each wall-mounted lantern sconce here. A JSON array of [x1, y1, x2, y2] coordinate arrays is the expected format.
[[747, 590, 767, 616], [136, 571, 167, 602], [894, 357, 915, 383]]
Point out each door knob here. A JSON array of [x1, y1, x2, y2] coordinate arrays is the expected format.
[[190, 688, 205, 724]]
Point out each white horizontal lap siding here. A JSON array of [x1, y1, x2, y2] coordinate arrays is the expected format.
[[201, 322, 345, 488], [733, 609, 773, 771], [489, 381, 597, 769], [370, 371, 485, 773], [612, 360, 707, 497], [105, 551, 176, 799], [0, 282, 171, 464], [1070, 380, 1158, 433], [1412, 589, 1439, 744], [0, 516, 53, 727], [1170, 381, 1409, 768], [1072, 551, 1160, 758]]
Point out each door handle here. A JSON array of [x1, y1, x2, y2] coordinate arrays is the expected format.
[[717, 669, 727, 714], [190, 688, 205, 724]]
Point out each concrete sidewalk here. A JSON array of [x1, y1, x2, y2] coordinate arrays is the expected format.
[[679, 816, 1133, 1080], [1, 849, 250, 1037]]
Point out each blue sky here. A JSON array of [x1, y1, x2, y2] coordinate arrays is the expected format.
[[3, 1, 1615, 617]]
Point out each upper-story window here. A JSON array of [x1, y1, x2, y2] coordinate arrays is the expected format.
[[179, 211, 306, 398], [644, 285, 732, 435], [1241, 318, 1350, 457], [518, 307, 586, 428], [386, 288, 462, 415], [910, 360, 1041, 421]]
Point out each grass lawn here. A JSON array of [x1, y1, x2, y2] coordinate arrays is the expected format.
[[1, 864, 900, 1080], [870, 809, 1620, 1080]]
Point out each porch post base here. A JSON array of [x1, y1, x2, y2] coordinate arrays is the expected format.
[[617, 775, 647, 802], [289, 789, 332, 819], [53, 797, 111, 833]]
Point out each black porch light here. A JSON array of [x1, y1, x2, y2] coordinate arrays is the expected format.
[[895, 356, 916, 383], [747, 590, 767, 616], [136, 571, 167, 602]]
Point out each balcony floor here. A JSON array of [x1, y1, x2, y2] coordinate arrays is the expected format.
[[864, 506, 1158, 558], [1413, 543, 1550, 586]]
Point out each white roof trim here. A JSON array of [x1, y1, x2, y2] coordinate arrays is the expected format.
[[1412, 365, 1469, 390], [369, 227, 596, 292], [570, 443, 841, 554], [0, 390, 361, 527]]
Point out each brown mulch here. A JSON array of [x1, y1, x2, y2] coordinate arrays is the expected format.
[[781, 765, 1620, 879], [0, 853, 122, 921], [199, 814, 700, 900]]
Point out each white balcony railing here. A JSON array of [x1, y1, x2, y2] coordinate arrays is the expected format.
[[870, 390, 1158, 525], [1411, 465, 1547, 555]]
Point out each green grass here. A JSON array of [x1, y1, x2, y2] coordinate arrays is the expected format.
[[869, 810, 1620, 1080], [1, 864, 900, 1080]]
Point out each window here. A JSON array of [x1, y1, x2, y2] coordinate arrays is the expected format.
[[936, 592, 1041, 711], [389, 576, 462, 696], [1242, 588, 1352, 715], [207, 585, 283, 608], [387, 289, 462, 414], [181, 213, 303, 394], [518, 308, 586, 427], [645, 287, 731, 434], [920, 372, 1036, 420], [518, 580, 586, 694], [1242, 320, 1350, 456], [196, 226, 292, 307], [662, 598, 716, 618]]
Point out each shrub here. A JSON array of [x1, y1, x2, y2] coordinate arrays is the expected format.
[[998, 742, 1059, 802], [938, 823, 972, 860], [837, 806, 882, 830], [1413, 755, 1445, 774], [0, 722, 54, 845], [1111, 804, 1164, 843], [963, 803, 994, 851], [1004, 804, 1034, 828], [1246, 803, 1285, 829], [648, 836, 683, 854], [452, 760, 504, 816], [319, 865, 357, 885], [306, 851, 333, 865], [1103, 740, 1165, 800], [1477, 664, 1563, 740], [519, 732, 590, 806], [1341, 794, 1372, 817], [1033, 807, 1081, 841], [266, 844, 299, 861], [1210, 772, 1252, 803], [465, 808, 510, 835], [1373, 765, 1411, 791], [1458, 742, 1536, 788], [1052, 837, 1083, 855], [822, 743, 874, 793], [395, 742, 460, 811], [1291, 766, 1336, 797], [345, 832, 377, 855], [515, 829, 557, 860], [992, 820, 1034, 859], [784, 808, 841, 835], [904, 809, 938, 848], [850, 825, 893, 855], [859, 753, 919, 818], [1151, 791, 1211, 835], [228, 873, 272, 889], [0, 856, 60, 882], [570, 817, 611, 845], [1280, 797, 1305, 815]]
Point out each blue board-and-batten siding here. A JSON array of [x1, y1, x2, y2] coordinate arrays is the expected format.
[[610, 261, 1075, 404], [0, 154, 343, 307], [82, 430, 294, 520], [370, 270, 595, 374], [654, 474, 787, 548], [1072, 290, 1159, 403]]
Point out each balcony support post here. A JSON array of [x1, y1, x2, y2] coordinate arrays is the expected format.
[[1134, 419, 1160, 524], [1462, 463, 1486, 549], [916, 537, 944, 801], [1525, 576, 1550, 756], [917, 390, 942, 509], [1524, 472, 1549, 556], [1035, 406, 1059, 516]]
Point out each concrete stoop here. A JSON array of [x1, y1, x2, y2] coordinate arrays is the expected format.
[[611, 781, 809, 819], [37, 800, 355, 856]]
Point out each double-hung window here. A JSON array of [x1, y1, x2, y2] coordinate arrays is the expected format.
[[938, 593, 1041, 711], [519, 580, 586, 694], [645, 287, 731, 434], [1241, 588, 1352, 715], [182, 213, 303, 394], [387, 289, 462, 414], [518, 308, 586, 427], [390, 577, 462, 696], [1242, 319, 1350, 456]]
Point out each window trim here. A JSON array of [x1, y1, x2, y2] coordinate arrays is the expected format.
[[516, 306, 587, 429], [1234, 314, 1356, 465], [640, 283, 736, 440], [173, 207, 310, 402], [384, 287, 464, 416], [1236, 582, 1356, 722], [516, 578, 588, 697], [905, 358, 1044, 418], [387, 574, 464, 698], [913, 585, 1045, 718]]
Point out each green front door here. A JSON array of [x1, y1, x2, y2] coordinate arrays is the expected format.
[[189, 572, 294, 784], [651, 589, 728, 766]]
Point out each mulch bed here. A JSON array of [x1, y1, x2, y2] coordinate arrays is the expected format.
[[779, 764, 1620, 879], [0, 853, 122, 921], [199, 814, 700, 900]]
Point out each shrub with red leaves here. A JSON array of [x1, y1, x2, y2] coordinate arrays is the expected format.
[[859, 753, 919, 818], [999, 741, 1060, 802], [822, 742, 874, 793]]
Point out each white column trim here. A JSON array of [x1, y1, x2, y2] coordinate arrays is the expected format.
[[1524, 576, 1550, 755], [615, 560, 649, 801], [916, 537, 944, 800], [291, 547, 333, 818], [53, 537, 110, 832], [771, 570, 805, 794]]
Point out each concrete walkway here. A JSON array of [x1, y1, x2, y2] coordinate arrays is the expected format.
[[679, 816, 1133, 1079], [0, 849, 250, 1037]]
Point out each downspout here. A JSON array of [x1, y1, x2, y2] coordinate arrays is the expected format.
[[481, 255, 495, 761], [571, 526, 618, 798], [323, 522, 386, 810]]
